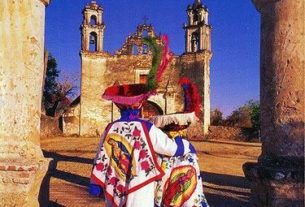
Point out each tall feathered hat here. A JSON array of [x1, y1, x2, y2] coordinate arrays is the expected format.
[[149, 77, 202, 132], [102, 35, 172, 108], [178, 77, 202, 118]]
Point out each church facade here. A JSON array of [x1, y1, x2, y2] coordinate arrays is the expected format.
[[62, 0, 212, 137]]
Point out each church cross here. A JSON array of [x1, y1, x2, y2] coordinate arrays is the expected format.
[[143, 16, 149, 24]]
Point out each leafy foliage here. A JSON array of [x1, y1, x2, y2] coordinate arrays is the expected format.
[[225, 105, 252, 128], [44, 55, 60, 101], [42, 54, 75, 117], [225, 100, 260, 133], [249, 100, 260, 134], [143, 37, 161, 90], [211, 108, 223, 126]]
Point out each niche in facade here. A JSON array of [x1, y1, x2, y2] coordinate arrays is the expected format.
[[191, 32, 200, 52], [90, 15, 97, 25], [89, 32, 97, 52]]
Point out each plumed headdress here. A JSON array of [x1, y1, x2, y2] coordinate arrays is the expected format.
[[178, 77, 202, 118], [102, 35, 172, 107]]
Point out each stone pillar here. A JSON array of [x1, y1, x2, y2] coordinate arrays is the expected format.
[[0, 0, 50, 206], [243, 0, 304, 206]]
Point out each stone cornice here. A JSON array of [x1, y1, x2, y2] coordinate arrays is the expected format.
[[39, 0, 50, 6], [80, 51, 110, 58], [252, 0, 280, 12]]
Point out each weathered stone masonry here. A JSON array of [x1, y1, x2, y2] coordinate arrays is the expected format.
[[243, 0, 304, 206], [0, 0, 51, 206], [64, 0, 212, 137]]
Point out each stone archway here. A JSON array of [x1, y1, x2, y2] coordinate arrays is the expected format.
[[142, 101, 164, 118]]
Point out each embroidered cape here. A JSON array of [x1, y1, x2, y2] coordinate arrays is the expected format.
[[91, 120, 164, 207]]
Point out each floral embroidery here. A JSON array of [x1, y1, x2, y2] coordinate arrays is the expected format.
[[132, 126, 141, 137], [134, 141, 141, 149], [141, 160, 150, 171], [116, 184, 126, 194], [139, 150, 148, 160], [92, 118, 210, 207], [92, 121, 162, 207], [96, 163, 104, 171], [109, 177, 119, 185], [107, 166, 113, 176]]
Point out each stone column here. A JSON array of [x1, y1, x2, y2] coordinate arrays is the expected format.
[[243, 0, 304, 206], [0, 0, 50, 206]]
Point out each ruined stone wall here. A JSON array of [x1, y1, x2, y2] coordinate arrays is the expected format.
[[105, 55, 183, 116], [40, 114, 62, 138], [105, 55, 151, 85], [62, 104, 80, 136], [79, 53, 184, 136], [80, 52, 110, 136], [78, 51, 208, 135], [105, 55, 152, 121], [158, 57, 184, 114], [179, 52, 211, 134]]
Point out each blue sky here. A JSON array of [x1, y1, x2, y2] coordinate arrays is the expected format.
[[45, 0, 260, 116]]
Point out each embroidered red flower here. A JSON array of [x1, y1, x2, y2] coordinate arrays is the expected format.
[[109, 177, 119, 185], [116, 184, 126, 193], [107, 167, 113, 175], [141, 161, 150, 171], [139, 150, 148, 160], [134, 141, 141, 150], [96, 163, 104, 171], [132, 127, 141, 137]]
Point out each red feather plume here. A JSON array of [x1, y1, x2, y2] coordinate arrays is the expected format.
[[156, 35, 173, 82], [179, 77, 202, 118]]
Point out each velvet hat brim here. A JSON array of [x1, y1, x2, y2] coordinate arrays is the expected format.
[[102, 84, 154, 106]]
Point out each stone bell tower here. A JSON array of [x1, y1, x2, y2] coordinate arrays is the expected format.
[[80, 1, 109, 136], [184, 0, 211, 53], [80, 0, 105, 52], [180, 0, 212, 135]]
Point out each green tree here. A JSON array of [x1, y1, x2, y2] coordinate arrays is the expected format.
[[225, 100, 260, 130], [248, 100, 260, 135], [225, 106, 251, 128], [43, 54, 60, 116], [211, 108, 223, 126], [42, 54, 75, 117]]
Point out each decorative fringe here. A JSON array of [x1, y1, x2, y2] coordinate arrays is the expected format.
[[149, 112, 197, 129]]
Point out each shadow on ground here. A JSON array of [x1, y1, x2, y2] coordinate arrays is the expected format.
[[38, 150, 251, 207], [39, 150, 99, 206], [201, 171, 251, 207]]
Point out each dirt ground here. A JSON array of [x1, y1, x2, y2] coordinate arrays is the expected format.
[[40, 137, 261, 207]]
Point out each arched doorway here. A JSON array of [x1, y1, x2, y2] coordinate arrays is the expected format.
[[142, 101, 163, 118]]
